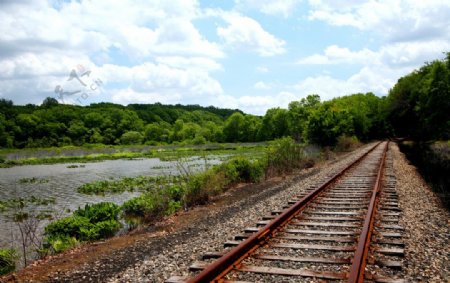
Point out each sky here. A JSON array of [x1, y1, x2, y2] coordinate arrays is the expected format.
[[0, 0, 449, 115]]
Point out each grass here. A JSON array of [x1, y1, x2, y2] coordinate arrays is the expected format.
[[77, 175, 183, 195], [0, 143, 268, 167], [0, 196, 56, 212]]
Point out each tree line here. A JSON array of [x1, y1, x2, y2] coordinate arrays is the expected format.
[[386, 53, 450, 141], [0, 53, 448, 148]]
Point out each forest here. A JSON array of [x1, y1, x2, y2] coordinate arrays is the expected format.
[[0, 53, 449, 149]]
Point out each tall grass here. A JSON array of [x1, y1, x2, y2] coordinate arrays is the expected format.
[[266, 137, 312, 177]]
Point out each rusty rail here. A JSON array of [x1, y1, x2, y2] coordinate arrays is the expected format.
[[186, 142, 383, 283], [347, 141, 389, 283]]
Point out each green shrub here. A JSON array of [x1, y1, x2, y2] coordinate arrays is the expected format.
[[267, 137, 306, 176], [335, 135, 361, 152], [45, 236, 79, 254], [225, 157, 264, 183], [74, 202, 120, 223], [44, 216, 94, 241], [122, 191, 169, 220], [120, 131, 144, 145], [44, 202, 122, 245], [166, 185, 184, 202], [192, 135, 207, 145], [184, 172, 213, 206], [77, 175, 181, 195], [92, 219, 122, 239], [0, 248, 16, 275]]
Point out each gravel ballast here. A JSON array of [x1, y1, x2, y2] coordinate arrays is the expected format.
[[391, 143, 450, 282]]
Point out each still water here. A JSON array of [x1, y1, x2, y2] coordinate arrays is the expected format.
[[0, 156, 220, 259]]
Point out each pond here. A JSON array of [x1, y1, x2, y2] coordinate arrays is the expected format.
[[0, 156, 222, 262]]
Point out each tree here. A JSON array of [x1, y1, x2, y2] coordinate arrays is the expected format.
[[223, 112, 246, 142], [41, 97, 59, 108], [422, 61, 450, 140], [67, 120, 88, 145], [258, 108, 289, 141], [306, 102, 353, 146], [288, 94, 321, 142], [84, 112, 105, 129], [120, 131, 144, 145], [0, 114, 11, 147], [89, 129, 104, 144], [144, 123, 164, 142]]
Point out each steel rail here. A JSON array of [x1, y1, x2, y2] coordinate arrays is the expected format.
[[186, 142, 383, 283], [347, 141, 389, 283]]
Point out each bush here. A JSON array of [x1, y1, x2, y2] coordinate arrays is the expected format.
[[183, 157, 264, 206], [192, 135, 207, 145], [74, 202, 120, 223], [0, 248, 16, 275], [216, 157, 264, 184], [45, 235, 79, 254], [184, 172, 215, 206], [92, 219, 122, 239], [122, 189, 177, 221], [335, 135, 361, 152], [120, 131, 144, 145], [267, 137, 305, 176], [44, 202, 122, 245], [44, 216, 94, 241]]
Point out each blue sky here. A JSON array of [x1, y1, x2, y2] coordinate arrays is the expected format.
[[1, 0, 449, 114]]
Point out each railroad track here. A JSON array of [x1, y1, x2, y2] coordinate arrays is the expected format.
[[167, 141, 405, 282]]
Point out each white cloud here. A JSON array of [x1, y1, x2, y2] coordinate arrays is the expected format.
[[253, 81, 272, 90], [217, 13, 286, 56], [215, 91, 299, 115], [235, 0, 301, 18], [256, 66, 269, 73], [293, 75, 363, 101], [0, 0, 226, 107], [294, 39, 450, 102], [100, 62, 223, 105], [155, 56, 222, 72], [297, 41, 450, 68], [308, 0, 450, 42], [297, 45, 376, 65]]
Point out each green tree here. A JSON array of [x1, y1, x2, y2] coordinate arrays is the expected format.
[[288, 94, 320, 141], [84, 112, 105, 129], [258, 108, 289, 141], [422, 61, 450, 139], [89, 129, 104, 144], [144, 123, 164, 142], [67, 120, 88, 145], [223, 112, 245, 142], [41, 97, 59, 108], [120, 131, 144, 145]]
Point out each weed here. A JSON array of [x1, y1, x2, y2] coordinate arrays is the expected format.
[[18, 177, 49, 184], [335, 135, 361, 152], [77, 175, 182, 195], [0, 248, 17, 275], [44, 202, 122, 248]]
